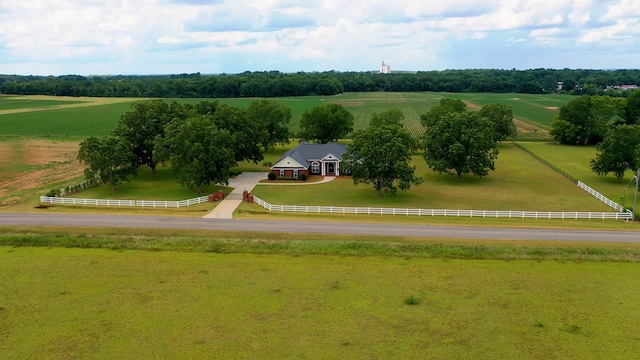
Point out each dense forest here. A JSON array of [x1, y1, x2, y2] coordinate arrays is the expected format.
[[1, 69, 639, 98]]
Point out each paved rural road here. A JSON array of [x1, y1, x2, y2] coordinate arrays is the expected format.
[[1, 213, 639, 242]]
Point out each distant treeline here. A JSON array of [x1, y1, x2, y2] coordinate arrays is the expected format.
[[1, 69, 640, 98]]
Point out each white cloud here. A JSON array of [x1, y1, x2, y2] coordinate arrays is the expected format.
[[0, 0, 637, 74]]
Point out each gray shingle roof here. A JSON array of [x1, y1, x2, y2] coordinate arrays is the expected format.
[[275, 141, 348, 168]]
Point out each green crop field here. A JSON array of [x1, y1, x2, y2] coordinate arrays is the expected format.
[[438, 92, 573, 128], [0, 101, 140, 137], [0, 92, 572, 139], [2, 246, 639, 359], [0, 97, 85, 111]]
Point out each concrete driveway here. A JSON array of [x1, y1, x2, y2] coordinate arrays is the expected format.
[[202, 172, 337, 219], [203, 172, 267, 219]]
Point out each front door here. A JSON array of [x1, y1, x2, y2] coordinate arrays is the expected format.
[[326, 162, 335, 175]]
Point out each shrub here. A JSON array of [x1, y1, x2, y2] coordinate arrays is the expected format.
[[262, 161, 273, 167], [404, 295, 421, 305], [299, 173, 308, 181], [267, 172, 276, 180], [45, 189, 60, 197]]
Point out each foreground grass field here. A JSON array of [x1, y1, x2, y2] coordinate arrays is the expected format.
[[1, 243, 639, 359]]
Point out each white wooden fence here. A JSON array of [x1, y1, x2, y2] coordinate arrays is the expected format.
[[40, 195, 210, 208], [252, 196, 633, 220], [577, 181, 627, 212]]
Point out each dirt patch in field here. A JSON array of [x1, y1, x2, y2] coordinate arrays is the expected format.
[[329, 101, 364, 107], [463, 101, 481, 111], [514, 119, 549, 135], [0, 140, 84, 199], [545, 106, 560, 110]]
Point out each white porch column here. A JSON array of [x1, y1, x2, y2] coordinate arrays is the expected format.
[[321, 161, 326, 176], [336, 162, 340, 176]]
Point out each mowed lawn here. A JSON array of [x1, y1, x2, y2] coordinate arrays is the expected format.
[[519, 142, 637, 202], [252, 143, 614, 212], [1, 246, 639, 359]]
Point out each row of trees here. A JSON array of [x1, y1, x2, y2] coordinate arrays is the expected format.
[[548, 90, 640, 182], [345, 101, 515, 196], [550, 90, 640, 145], [3, 69, 640, 98], [77, 95, 514, 197], [78, 99, 291, 192]]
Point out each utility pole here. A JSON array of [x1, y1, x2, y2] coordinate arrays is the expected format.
[[634, 168, 639, 221]]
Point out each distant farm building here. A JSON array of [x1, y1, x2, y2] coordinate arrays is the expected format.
[[379, 61, 391, 74], [611, 84, 638, 91]]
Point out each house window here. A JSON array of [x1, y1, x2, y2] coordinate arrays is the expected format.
[[311, 162, 320, 174], [279, 169, 285, 178], [293, 169, 299, 178]]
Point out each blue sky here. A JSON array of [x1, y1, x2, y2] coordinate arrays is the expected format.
[[0, 0, 638, 75]]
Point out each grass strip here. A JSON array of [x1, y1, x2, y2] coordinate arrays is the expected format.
[[1, 227, 639, 262]]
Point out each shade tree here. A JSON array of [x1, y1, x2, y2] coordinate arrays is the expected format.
[[157, 116, 236, 193], [478, 103, 516, 142], [423, 111, 499, 178], [345, 125, 422, 197], [77, 135, 137, 191], [247, 99, 291, 152], [113, 99, 176, 174], [591, 124, 640, 182], [420, 98, 467, 128], [298, 103, 354, 143]]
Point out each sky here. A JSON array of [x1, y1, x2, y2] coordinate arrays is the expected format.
[[0, 0, 639, 75]]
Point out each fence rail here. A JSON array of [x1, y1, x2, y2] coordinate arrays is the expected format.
[[577, 181, 626, 212], [513, 142, 579, 183], [253, 196, 632, 220], [40, 195, 210, 208]]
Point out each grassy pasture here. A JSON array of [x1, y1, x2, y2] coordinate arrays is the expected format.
[[68, 166, 231, 201], [1, 246, 639, 359], [519, 142, 637, 203], [251, 143, 613, 212], [0, 93, 571, 139]]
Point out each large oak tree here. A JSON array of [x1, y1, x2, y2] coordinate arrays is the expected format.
[[424, 111, 499, 178], [157, 116, 236, 193], [77, 135, 137, 191], [345, 125, 421, 197], [298, 103, 354, 143], [591, 124, 640, 182]]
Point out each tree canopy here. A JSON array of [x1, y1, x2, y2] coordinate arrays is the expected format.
[[4, 69, 640, 98], [345, 125, 422, 197], [113, 99, 176, 174], [424, 111, 499, 178], [77, 136, 137, 191], [591, 125, 640, 182], [298, 103, 354, 143], [247, 99, 291, 152], [478, 103, 516, 142], [157, 116, 236, 193], [550, 95, 627, 145], [420, 98, 467, 128], [369, 108, 405, 128]]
